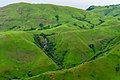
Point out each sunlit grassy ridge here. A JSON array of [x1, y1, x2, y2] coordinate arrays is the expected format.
[[87, 4, 120, 17], [29, 46, 120, 80], [0, 2, 120, 80], [28, 24, 120, 80], [0, 31, 58, 79], [0, 2, 101, 31]]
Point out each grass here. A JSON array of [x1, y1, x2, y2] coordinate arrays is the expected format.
[[0, 22, 119, 79], [26, 23, 120, 80], [28, 42, 120, 80], [0, 31, 58, 79], [0, 2, 101, 31], [0, 2, 120, 80]]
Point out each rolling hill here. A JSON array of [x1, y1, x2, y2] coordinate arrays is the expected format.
[[0, 2, 101, 31], [0, 31, 58, 79], [0, 2, 120, 80]]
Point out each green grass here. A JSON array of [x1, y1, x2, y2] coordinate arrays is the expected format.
[[0, 31, 58, 79], [28, 33, 120, 80], [29, 46, 120, 80], [0, 2, 101, 31], [1, 23, 120, 79], [0, 2, 120, 80], [26, 23, 120, 80]]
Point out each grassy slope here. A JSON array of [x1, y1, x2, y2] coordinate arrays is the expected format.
[[40, 25, 93, 68], [28, 24, 120, 80], [0, 23, 119, 79], [29, 44, 120, 80], [0, 31, 58, 79], [87, 4, 120, 17], [0, 3, 120, 80], [0, 2, 101, 31], [87, 4, 120, 29], [31, 23, 120, 68]]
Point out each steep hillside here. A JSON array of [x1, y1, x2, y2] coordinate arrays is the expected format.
[[87, 4, 120, 29], [29, 42, 120, 80], [31, 24, 120, 69], [0, 2, 101, 31], [1, 23, 119, 79], [87, 4, 120, 17], [0, 31, 58, 79], [28, 24, 120, 80], [0, 2, 120, 80]]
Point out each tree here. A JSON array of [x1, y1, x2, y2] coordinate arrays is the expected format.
[[39, 23, 44, 30], [89, 44, 95, 53], [55, 15, 59, 23]]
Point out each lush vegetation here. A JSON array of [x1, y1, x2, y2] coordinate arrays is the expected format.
[[0, 2, 102, 31], [0, 2, 120, 80]]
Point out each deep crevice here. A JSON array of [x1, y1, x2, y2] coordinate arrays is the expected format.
[[34, 33, 64, 69]]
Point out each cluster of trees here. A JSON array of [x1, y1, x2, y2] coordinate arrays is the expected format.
[[34, 33, 68, 69], [39, 15, 60, 30]]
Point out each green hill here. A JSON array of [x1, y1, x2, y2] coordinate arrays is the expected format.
[[28, 23, 120, 80], [0, 2, 101, 31], [87, 4, 120, 17], [0, 2, 120, 80], [31, 24, 120, 69], [87, 4, 120, 29], [0, 31, 58, 79], [29, 43, 120, 80]]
